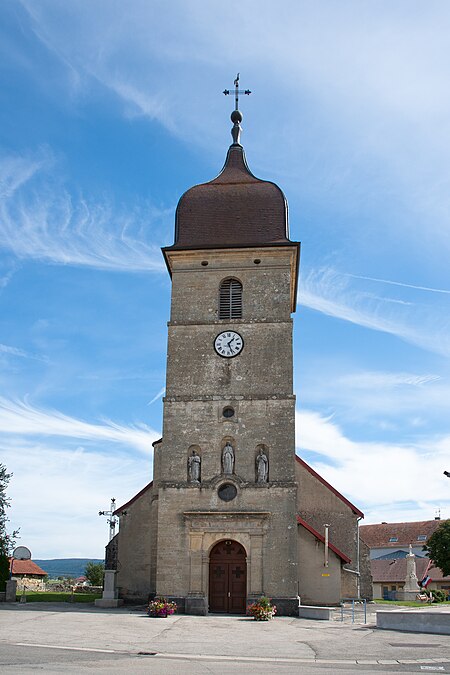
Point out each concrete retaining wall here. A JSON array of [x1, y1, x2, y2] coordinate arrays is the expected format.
[[298, 605, 333, 620], [376, 610, 450, 635]]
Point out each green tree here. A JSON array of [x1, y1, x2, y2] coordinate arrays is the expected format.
[[0, 464, 19, 592], [84, 561, 105, 586], [0, 464, 19, 556], [0, 554, 9, 592], [423, 519, 450, 577]]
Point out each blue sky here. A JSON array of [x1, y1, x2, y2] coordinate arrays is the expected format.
[[1, 1, 449, 557]]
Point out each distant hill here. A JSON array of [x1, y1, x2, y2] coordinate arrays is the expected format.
[[33, 558, 103, 579]]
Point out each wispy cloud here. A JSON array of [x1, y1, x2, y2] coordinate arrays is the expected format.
[[347, 273, 450, 295], [13, 0, 450, 263], [296, 409, 450, 521], [147, 386, 165, 406], [0, 397, 158, 454], [0, 153, 46, 198], [3, 439, 150, 557], [298, 362, 450, 433], [0, 396, 159, 555], [0, 264, 17, 290], [0, 152, 170, 271], [0, 343, 48, 363], [338, 371, 441, 389], [299, 268, 450, 357]]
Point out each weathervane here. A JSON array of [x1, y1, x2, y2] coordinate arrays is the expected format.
[[223, 73, 251, 145]]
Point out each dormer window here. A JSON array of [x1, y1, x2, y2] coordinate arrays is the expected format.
[[219, 279, 242, 319], [417, 535, 427, 541], [388, 537, 398, 542]]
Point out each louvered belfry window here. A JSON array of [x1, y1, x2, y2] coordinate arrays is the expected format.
[[219, 279, 242, 319]]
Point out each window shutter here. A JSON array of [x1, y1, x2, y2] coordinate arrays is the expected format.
[[219, 279, 242, 319]]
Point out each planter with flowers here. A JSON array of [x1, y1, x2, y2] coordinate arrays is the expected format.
[[147, 597, 177, 618], [247, 596, 277, 621]]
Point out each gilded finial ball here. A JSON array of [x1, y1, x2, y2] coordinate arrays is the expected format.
[[231, 110, 243, 124]]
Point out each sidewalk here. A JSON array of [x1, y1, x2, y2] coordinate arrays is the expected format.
[[0, 602, 449, 669]]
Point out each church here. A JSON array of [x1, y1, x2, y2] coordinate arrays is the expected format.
[[110, 97, 371, 615]]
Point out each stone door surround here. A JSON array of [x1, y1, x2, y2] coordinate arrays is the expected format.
[[183, 511, 270, 600]]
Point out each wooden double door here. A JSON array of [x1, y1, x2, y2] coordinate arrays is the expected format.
[[209, 540, 247, 614]]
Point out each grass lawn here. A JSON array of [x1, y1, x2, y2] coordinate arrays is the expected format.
[[16, 591, 102, 603], [374, 598, 450, 607]]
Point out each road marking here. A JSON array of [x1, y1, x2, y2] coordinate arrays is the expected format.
[[15, 643, 117, 654], [11, 644, 450, 667], [150, 652, 450, 667]]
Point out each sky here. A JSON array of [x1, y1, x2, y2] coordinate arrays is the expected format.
[[1, 0, 450, 558]]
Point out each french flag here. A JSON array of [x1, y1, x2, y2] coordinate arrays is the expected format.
[[420, 575, 431, 588]]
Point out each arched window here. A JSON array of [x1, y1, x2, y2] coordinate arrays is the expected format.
[[219, 279, 242, 319]]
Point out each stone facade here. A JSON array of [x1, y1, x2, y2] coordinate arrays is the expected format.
[[151, 245, 299, 615], [295, 456, 370, 600]]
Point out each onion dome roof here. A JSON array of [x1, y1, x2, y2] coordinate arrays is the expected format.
[[169, 140, 291, 250]]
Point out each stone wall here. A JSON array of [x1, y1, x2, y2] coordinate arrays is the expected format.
[[116, 483, 154, 602], [105, 533, 118, 570], [296, 459, 360, 598], [359, 538, 373, 600], [14, 577, 45, 591], [297, 527, 341, 605]]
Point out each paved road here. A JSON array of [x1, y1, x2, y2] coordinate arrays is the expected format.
[[0, 603, 449, 674]]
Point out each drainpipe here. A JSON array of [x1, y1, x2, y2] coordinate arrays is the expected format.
[[324, 524, 330, 568], [356, 516, 362, 600]]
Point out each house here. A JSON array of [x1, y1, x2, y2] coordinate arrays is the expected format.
[[75, 576, 89, 587], [10, 559, 47, 590], [360, 519, 450, 600], [371, 557, 450, 600], [360, 519, 441, 559]]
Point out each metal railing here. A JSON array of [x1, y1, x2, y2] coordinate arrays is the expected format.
[[339, 598, 367, 624]]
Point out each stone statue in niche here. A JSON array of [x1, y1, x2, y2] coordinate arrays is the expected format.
[[256, 448, 268, 483], [188, 450, 201, 483], [222, 442, 234, 474]]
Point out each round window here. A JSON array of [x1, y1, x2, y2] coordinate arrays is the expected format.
[[222, 406, 235, 418], [218, 483, 237, 501]]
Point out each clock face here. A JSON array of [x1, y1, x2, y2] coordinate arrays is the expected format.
[[214, 330, 244, 358]]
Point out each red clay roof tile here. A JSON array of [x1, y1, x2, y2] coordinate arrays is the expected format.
[[10, 559, 47, 576], [360, 520, 441, 548]]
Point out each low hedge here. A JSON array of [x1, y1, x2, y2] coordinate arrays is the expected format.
[[17, 591, 101, 603]]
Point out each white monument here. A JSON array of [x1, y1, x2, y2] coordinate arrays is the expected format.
[[398, 544, 420, 601]]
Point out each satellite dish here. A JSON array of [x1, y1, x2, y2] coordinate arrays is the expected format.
[[12, 546, 32, 560]]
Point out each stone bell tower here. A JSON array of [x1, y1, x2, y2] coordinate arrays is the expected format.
[[151, 98, 301, 615]]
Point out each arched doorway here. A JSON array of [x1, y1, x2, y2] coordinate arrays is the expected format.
[[209, 540, 247, 614]]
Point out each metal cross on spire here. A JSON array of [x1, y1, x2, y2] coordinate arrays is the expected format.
[[223, 74, 251, 146], [223, 73, 251, 110]]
